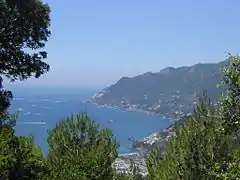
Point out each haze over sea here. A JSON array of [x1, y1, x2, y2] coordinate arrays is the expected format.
[[9, 87, 171, 155]]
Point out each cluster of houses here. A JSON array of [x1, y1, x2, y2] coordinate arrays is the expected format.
[[113, 127, 176, 177], [112, 153, 147, 177], [142, 127, 174, 146]]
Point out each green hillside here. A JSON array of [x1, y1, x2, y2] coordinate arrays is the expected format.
[[89, 61, 227, 119]]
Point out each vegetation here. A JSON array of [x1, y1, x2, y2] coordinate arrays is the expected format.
[[0, 0, 240, 179], [45, 113, 119, 180], [90, 61, 227, 119], [0, 0, 51, 122], [0, 0, 51, 179], [0, 128, 47, 179], [146, 55, 240, 179]]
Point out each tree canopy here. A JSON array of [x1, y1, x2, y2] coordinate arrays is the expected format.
[[0, 127, 47, 179], [1, 0, 240, 179], [46, 113, 119, 180], [0, 0, 51, 80], [0, 0, 51, 179], [146, 54, 240, 180], [0, 0, 51, 121]]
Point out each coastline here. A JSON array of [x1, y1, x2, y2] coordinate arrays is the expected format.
[[81, 100, 178, 176], [82, 99, 178, 154], [113, 126, 174, 176], [82, 100, 180, 122]]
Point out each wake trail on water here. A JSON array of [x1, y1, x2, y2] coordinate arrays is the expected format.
[[17, 121, 47, 125]]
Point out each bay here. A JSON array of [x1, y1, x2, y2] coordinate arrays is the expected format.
[[9, 87, 172, 155]]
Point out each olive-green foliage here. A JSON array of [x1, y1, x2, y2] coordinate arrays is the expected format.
[[210, 54, 240, 179], [147, 97, 240, 180], [146, 54, 240, 180], [45, 113, 119, 180], [0, 125, 47, 180], [148, 97, 220, 179], [116, 174, 144, 180], [218, 53, 240, 137]]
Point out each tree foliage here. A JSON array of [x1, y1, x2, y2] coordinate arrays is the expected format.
[[0, 126, 47, 180], [218, 53, 240, 137], [146, 54, 240, 180], [0, 0, 51, 121], [45, 113, 119, 180], [0, 0, 51, 81], [1, 1, 240, 179], [0, 0, 51, 179]]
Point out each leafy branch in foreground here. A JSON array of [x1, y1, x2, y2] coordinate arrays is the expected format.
[[0, 1, 51, 179], [0, 0, 51, 123]]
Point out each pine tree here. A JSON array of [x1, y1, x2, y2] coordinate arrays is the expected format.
[[45, 113, 119, 180], [146, 55, 240, 179]]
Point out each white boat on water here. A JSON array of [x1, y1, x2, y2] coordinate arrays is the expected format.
[[38, 121, 46, 125], [108, 119, 115, 123]]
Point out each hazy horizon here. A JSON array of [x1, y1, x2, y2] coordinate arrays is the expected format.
[[8, 0, 240, 88], [4, 59, 226, 90]]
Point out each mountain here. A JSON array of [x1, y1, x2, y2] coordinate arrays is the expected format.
[[88, 61, 227, 119]]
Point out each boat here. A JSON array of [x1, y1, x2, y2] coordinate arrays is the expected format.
[[128, 136, 134, 141], [39, 121, 46, 125], [108, 119, 115, 123]]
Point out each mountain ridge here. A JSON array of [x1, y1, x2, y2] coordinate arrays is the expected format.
[[88, 60, 227, 119]]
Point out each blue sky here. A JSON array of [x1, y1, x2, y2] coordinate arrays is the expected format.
[[12, 0, 240, 88]]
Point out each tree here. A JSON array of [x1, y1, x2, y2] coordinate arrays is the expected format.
[[146, 54, 240, 180], [46, 113, 119, 180], [0, 0, 51, 121], [147, 95, 239, 180], [148, 96, 215, 179], [0, 0, 51, 179], [218, 53, 240, 137], [211, 53, 240, 179], [0, 127, 47, 180]]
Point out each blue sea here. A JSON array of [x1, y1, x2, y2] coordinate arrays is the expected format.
[[9, 87, 172, 155]]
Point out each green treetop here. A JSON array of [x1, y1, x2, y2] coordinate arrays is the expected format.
[[0, 0, 51, 123], [46, 113, 119, 180]]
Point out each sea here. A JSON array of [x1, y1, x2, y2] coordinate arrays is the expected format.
[[8, 86, 172, 156]]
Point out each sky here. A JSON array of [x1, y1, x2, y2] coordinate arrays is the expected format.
[[9, 0, 240, 89]]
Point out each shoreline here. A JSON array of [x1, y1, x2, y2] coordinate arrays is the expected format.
[[83, 100, 177, 176], [82, 100, 180, 122]]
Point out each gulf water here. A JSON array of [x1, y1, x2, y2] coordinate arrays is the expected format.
[[9, 87, 171, 155]]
